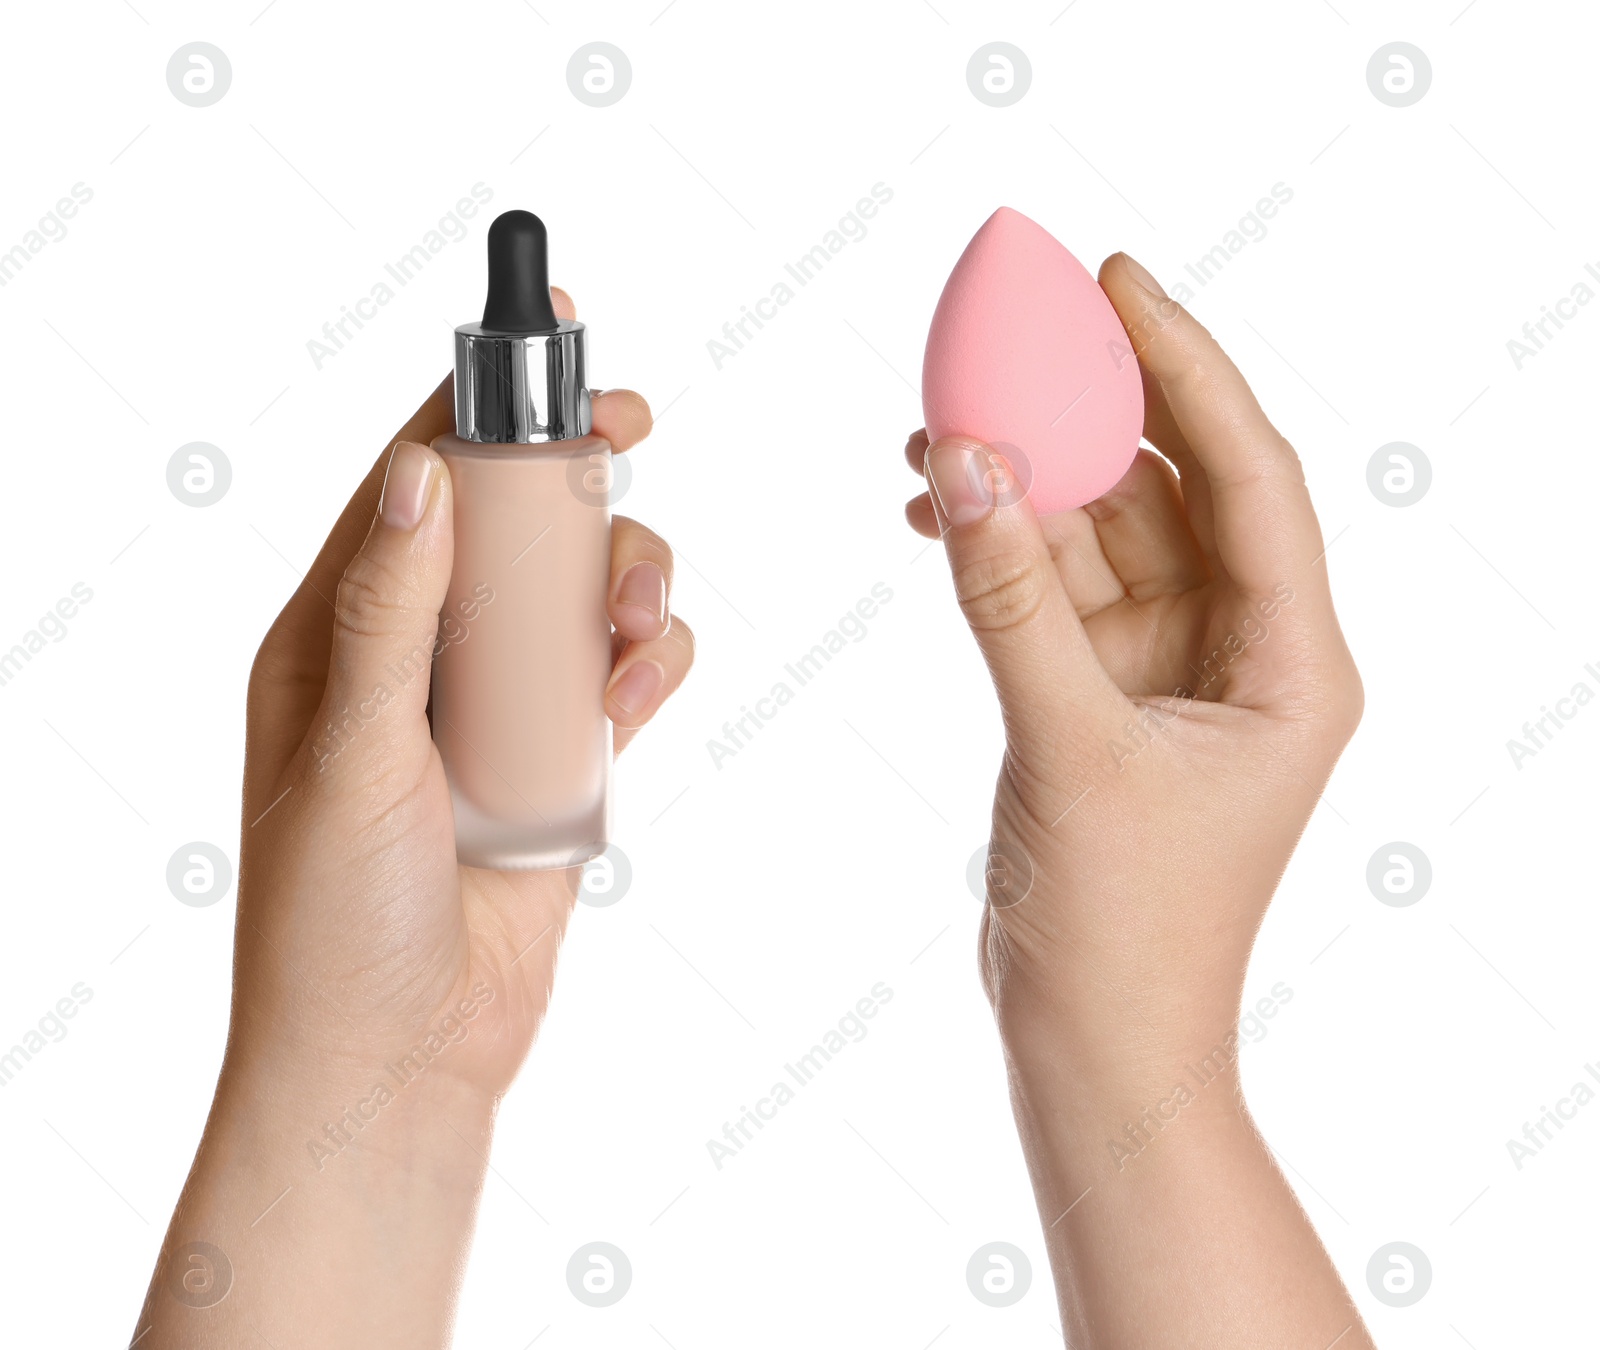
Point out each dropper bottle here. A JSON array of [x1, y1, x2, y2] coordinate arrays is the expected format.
[[430, 209, 613, 870]]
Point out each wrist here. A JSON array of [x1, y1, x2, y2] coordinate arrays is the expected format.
[[993, 977, 1244, 1088], [219, 958, 518, 1124], [1002, 1027, 1264, 1207], [993, 967, 1262, 1144], [212, 1042, 499, 1177], [138, 1050, 498, 1347], [984, 906, 1252, 1091]]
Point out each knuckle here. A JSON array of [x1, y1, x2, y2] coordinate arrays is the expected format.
[[669, 615, 696, 660], [1274, 435, 1309, 488], [1209, 436, 1304, 494], [1328, 661, 1365, 740], [1285, 659, 1365, 748], [614, 517, 676, 584], [248, 619, 318, 703], [248, 630, 289, 696], [950, 549, 1049, 637], [333, 551, 414, 641]]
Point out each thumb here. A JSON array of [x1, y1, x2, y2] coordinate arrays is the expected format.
[[924, 436, 1123, 752], [309, 439, 452, 776]]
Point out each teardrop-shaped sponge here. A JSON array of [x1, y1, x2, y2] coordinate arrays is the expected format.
[[921, 207, 1143, 515]]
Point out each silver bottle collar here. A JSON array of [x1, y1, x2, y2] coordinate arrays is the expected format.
[[453, 319, 591, 444]]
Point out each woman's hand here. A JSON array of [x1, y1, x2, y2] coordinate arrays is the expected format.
[[906, 255, 1371, 1349], [136, 286, 692, 1349], [236, 335, 692, 1105]]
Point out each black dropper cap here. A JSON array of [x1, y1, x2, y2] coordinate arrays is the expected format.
[[479, 210, 559, 334], [453, 209, 589, 443]]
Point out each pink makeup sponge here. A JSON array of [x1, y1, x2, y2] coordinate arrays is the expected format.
[[922, 207, 1143, 515]]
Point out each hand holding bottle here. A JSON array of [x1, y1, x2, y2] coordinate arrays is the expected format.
[[135, 298, 693, 1346]]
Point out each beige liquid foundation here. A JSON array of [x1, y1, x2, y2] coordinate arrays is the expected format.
[[430, 210, 613, 870]]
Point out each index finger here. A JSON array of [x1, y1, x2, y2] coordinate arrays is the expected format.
[[1098, 253, 1334, 616], [554, 285, 652, 452]]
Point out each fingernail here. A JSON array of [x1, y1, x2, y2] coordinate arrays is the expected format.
[[608, 660, 664, 721], [616, 562, 668, 627], [925, 439, 997, 527], [1120, 254, 1168, 299], [380, 441, 436, 530]]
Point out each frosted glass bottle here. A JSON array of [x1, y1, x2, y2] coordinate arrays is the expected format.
[[430, 431, 613, 869]]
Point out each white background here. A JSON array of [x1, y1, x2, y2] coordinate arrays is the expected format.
[[1, 1, 1594, 1345]]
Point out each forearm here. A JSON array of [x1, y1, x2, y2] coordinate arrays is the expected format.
[[1002, 1017, 1373, 1350], [133, 1055, 498, 1348]]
